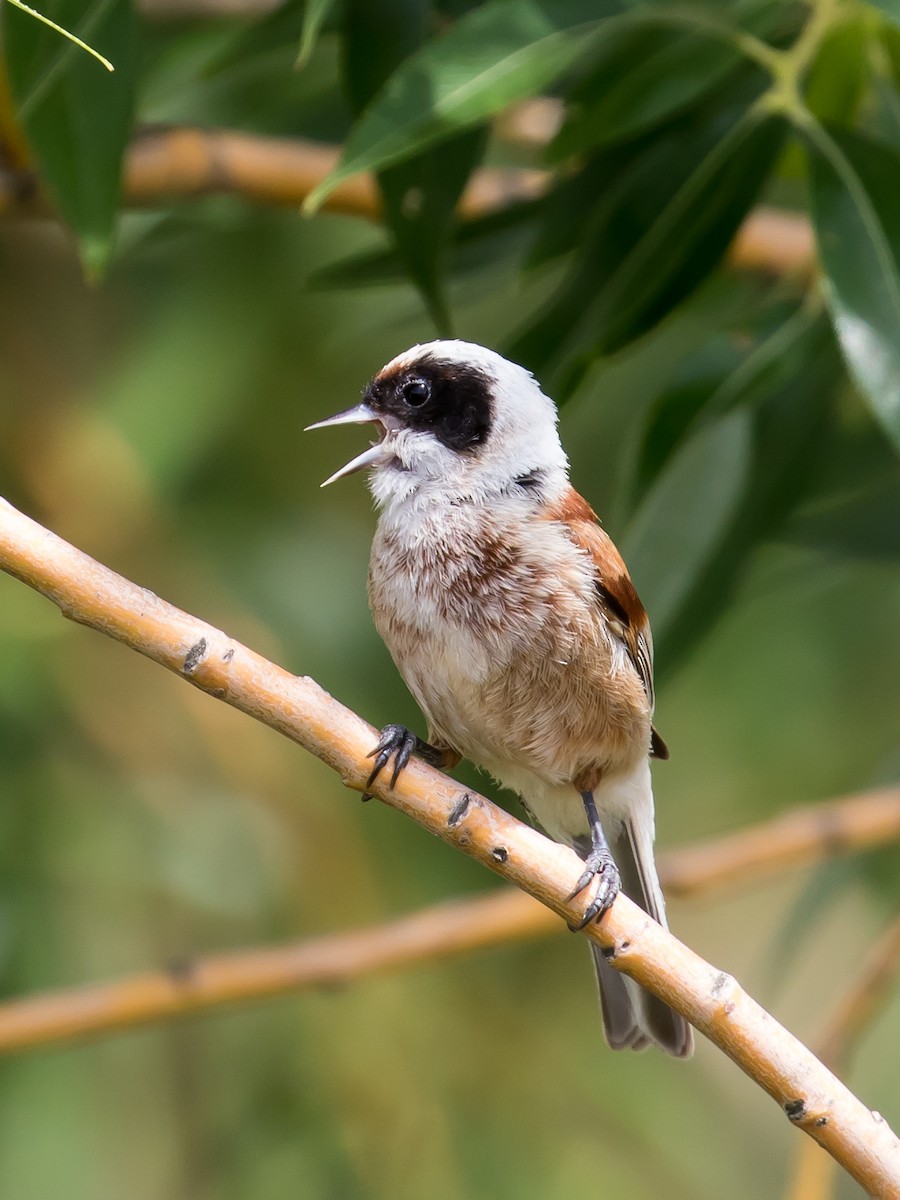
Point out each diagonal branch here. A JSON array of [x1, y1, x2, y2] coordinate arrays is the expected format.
[[0, 496, 897, 1195], [0, 788, 895, 1057], [786, 914, 900, 1200]]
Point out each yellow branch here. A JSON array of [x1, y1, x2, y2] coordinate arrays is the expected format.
[[0, 496, 896, 1196], [785, 913, 900, 1200], [0, 126, 815, 277], [0, 789, 894, 1056], [0, 890, 557, 1054], [662, 787, 900, 899]]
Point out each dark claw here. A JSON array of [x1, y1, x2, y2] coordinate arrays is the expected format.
[[365, 724, 419, 791], [567, 852, 621, 930]]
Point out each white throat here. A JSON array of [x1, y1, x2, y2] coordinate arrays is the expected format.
[[366, 340, 571, 514]]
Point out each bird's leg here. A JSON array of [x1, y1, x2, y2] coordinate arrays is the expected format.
[[362, 724, 460, 799], [567, 791, 621, 930]]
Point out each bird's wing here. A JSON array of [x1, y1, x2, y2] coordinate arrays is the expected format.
[[547, 487, 669, 759]]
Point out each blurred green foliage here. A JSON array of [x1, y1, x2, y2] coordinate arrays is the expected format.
[[0, 0, 899, 1197]]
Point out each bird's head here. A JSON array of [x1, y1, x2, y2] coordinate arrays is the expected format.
[[307, 340, 569, 507]]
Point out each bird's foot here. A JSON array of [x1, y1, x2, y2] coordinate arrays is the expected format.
[[566, 851, 621, 931], [362, 724, 419, 799], [362, 725, 457, 800]]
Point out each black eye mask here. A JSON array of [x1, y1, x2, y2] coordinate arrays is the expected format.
[[366, 357, 493, 453]]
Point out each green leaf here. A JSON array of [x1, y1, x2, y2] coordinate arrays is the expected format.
[[633, 299, 824, 498], [375, 131, 487, 331], [788, 480, 900, 560], [308, 198, 540, 289], [509, 68, 785, 388], [807, 124, 900, 454], [868, 71, 900, 150], [867, 0, 900, 29], [341, 0, 427, 113], [643, 325, 841, 679], [302, 0, 622, 214], [552, 25, 741, 157], [803, 17, 870, 127], [3, 0, 136, 276], [138, 3, 337, 135], [341, 0, 484, 331], [296, 0, 335, 68], [622, 408, 754, 642], [550, 0, 789, 158]]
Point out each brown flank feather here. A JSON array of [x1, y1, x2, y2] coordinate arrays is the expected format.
[[544, 487, 667, 757]]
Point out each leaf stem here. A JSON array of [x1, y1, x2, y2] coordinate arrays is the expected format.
[[761, 0, 847, 117]]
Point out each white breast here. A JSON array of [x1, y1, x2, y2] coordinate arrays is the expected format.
[[367, 492, 648, 796]]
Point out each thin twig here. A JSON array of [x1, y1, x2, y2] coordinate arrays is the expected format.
[[0, 497, 897, 1195], [0, 789, 895, 1056]]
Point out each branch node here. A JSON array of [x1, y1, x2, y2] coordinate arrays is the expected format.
[[166, 956, 196, 984], [785, 1099, 808, 1122], [491, 846, 509, 864], [182, 636, 208, 674], [711, 970, 734, 999], [447, 792, 471, 828]]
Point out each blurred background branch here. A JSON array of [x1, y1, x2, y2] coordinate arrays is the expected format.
[[816, 913, 900, 1076], [0, 786, 895, 1056], [1, 495, 899, 1197], [0, 128, 546, 221], [0, 890, 557, 1054], [0, 125, 813, 279], [662, 787, 900, 899]]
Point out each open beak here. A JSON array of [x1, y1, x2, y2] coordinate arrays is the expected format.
[[305, 403, 390, 487]]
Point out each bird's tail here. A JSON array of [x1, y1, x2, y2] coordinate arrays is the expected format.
[[588, 777, 693, 1057]]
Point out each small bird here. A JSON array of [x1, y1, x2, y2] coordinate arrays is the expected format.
[[308, 340, 692, 1057]]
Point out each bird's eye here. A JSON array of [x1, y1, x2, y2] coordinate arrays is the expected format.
[[402, 379, 430, 407]]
